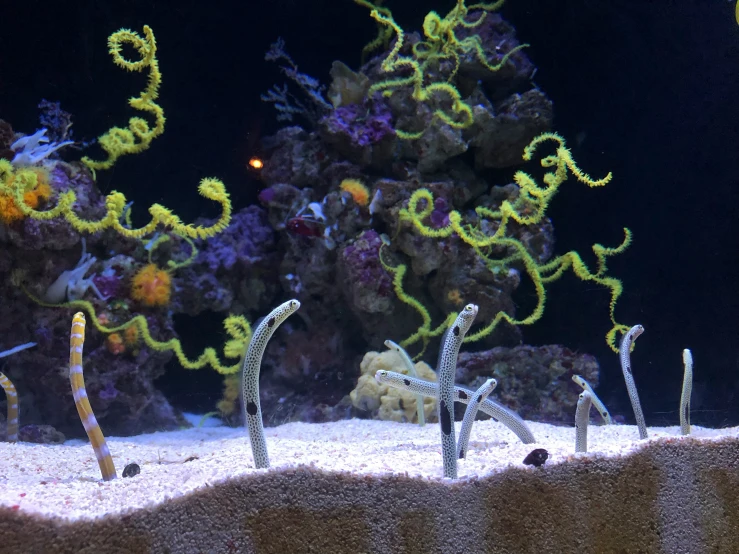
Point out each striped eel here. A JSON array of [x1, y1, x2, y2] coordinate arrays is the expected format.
[[242, 299, 300, 469], [0, 341, 36, 442], [69, 312, 117, 481], [0, 372, 19, 442]]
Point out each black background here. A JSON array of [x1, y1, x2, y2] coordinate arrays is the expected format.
[[2, 0, 738, 427]]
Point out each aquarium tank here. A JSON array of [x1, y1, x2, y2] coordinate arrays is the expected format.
[[1, 1, 739, 552]]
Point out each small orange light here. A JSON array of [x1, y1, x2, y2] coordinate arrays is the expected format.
[[248, 157, 264, 170]]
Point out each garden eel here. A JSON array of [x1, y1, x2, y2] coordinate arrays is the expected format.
[[242, 299, 300, 469], [0, 372, 19, 442], [70, 312, 117, 481], [680, 348, 693, 436], [575, 390, 593, 453], [0, 341, 35, 442], [437, 304, 478, 479], [572, 374, 612, 424], [384, 339, 425, 426], [457, 378, 496, 459], [375, 370, 536, 444], [619, 324, 647, 439]]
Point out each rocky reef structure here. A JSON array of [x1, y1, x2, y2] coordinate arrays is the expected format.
[[0, 135, 274, 437], [0, 26, 263, 438], [351, 344, 600, 425], [251, 0, 629, 425], [0, 2, 630, 441]]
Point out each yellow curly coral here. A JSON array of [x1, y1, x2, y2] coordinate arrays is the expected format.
[[362, 1, 527, 139], [82, 25, 165, 171], [22, 288, 252, 374], [8, 174, 231, 240], [0, 30, 230, 241], [387, 132, 631, 353]]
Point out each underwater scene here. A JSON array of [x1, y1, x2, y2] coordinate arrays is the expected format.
[[1, 1, 739, 552]]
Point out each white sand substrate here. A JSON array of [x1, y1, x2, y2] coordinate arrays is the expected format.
[[1, 415, 736, 520]]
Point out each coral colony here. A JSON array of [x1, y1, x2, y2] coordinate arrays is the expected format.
[[0, 0, 699, 489]]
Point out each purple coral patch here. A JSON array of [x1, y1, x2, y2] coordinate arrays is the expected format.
[[323, 102, 395, 148], [430, 197, 451, 229], [199, 206, 275, 272], [341, 230, 393, 305], [93, 273, 122, 299]]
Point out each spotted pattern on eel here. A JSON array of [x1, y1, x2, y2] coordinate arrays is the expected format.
[[680, 348, 693, 436], [457, 378, 497, 459], [575, 390, 593, 453], [374, 370, 535, 444], [242, 299, 300, 469], [437, 304, 477, 479], [619, 324, 647, 439], [572, 374, 612, 425]]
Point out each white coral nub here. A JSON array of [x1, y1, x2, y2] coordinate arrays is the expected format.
[[11, 128, 73, 166]]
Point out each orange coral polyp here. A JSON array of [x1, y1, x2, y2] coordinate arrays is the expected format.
[[130, 263, 172, 307], [106, 333, 125, 355], [123, 324, 140, 346], [0, 169, 53, 224], [24, 182, 52, 206]]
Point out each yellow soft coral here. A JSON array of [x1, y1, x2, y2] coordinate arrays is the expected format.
[[385, 132, 631, 353], [0, 162, 52, 224], [21, 288, 252, 374], [359, 0, 527, 139], [350, 350, 437, 423], [217, 374, 241, 416], [82, 25, 165, 171], [11, 175, 231, 240]]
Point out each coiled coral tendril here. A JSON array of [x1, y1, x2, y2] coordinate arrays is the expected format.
[[389, 132, 631, 354], [82, 25, 165, 171], [11, 175, 231, 240]]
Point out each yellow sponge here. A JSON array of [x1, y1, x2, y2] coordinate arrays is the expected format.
[[350, 350, 437, 423]]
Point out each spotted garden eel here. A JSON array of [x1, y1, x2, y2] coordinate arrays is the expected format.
[[575, 390, 593, 453], [384, 339, 425, 426], [69, 312, 117, 481], [619, 324, 647, 439], [680, 348, 693, 436], [457, 378, 496, 459], [375, 370, 536, 444], [242, 299, 300, 469], [572, 374, 612, 424], [0, 341, 36, 442], [436, 304, 478, 478]]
